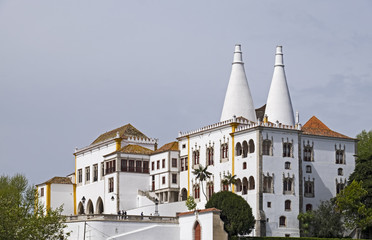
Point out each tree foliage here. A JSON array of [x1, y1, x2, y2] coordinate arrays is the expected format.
[[336, 180, 372, 235], [0, 174, 69, 240], [298, 200, 344, 238], [205, 191, 255, 238], [192, 164, 212, 199], [185, 196, 197, 211], [222, 173, 237, 191], [356, 130, 372, 160]]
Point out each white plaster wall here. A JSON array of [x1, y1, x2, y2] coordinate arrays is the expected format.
[[118, 172, 150, 211], [66, 220, 179, 240], [127, 200, 188, 216], [301, 136, 356, 209], [37, 184, 47, 210], [179, 211, 214, 240], [51, 184, 74, 215], [261, 129, 300, 237]]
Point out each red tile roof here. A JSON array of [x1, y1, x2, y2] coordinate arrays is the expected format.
[[302, 116, 352, 139], [91, 124, 148, 145], [177, 208, 221, 217], [153, 141, 179, 154], [38, 176, 73, 186], [119, 144, 154, 155]]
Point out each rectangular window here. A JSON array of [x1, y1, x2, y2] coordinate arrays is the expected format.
[[172, 174, 177, 184], [85, 166, 90, 182], [267, 202, 271, 208], [283, 143, 293, 157], [336, 150, 345, 164], [304, 146, 313, 162], [129, 160, 134, 172], [78, 169, 82, 183], [304, 181, 315, 197], [143, 161, 149, 173], [121, 160, 127, 172], [101, 163, 104, 177], [185, 157, 188, 170], [162, 176, 166, 184], [136, 160, 142, 172], [181, 158, 184, 171], [182, 144, 186, 149], [172, 158, 177, 168], [93, 164, 98, 182], [152, 162, 155, 171], [40, 187, 44, 197], [306, 165, 312, 173], [157, 160, 160, 169], [108, 177, 114, 193], [162, 159, 165, 168], [105, 160, 116, 174]]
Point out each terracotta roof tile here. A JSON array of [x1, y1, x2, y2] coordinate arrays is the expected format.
[[39, 177, 72, 185], [177, 208, 221, 217], [153, 141, 179, 154], [119, 144, 154, 155], [302, 116, 353, 139], [92, 124, 148, 145]]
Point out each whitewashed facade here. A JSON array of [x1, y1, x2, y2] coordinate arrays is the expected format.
[[38, 44, 356, 239]]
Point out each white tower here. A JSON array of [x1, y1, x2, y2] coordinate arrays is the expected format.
[[265, 46, 295, 126], [220, 44, 257, 122]]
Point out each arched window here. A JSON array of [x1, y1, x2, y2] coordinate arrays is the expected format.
[[242, 141, 248, 158], [242, 162, 247, 169], [248, 176, 255, 190], [304, 180, 315, 197], [194, 184, 200, 199], [283, 177, 293, 194], [78, 202, 84, 215], [194, 221, 201, 240], [242, 177, 248, 195], [249, 139, 255, 153], [285, 200, 291, 211], [336, 183, 345, 194], [263, 139, 272, 156], [207, 147, 214, 166], [263, 175, 273, 193], [279, 216, 286, 227], [236, 142, 242, 156], [285, 161, 291, 169], [306, 204, 312, 212], [207, 183, 214, 199], [87, 199, 94, 214], [96, 197, 104, 214], [283, 142, 293, 157], [235, 179, 242, 192], [181, 188, 188, 201], [193, 150, 200, 165], [221, 143, 228, 160], [336, 150, 345, 164]]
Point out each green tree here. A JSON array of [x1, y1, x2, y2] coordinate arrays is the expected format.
[[298, 200, 344, 238], [0, 174, 69, 240], [222, 173, 237, 191], [336, 180, 372, 238], [205, 191, 255, 239], [356, 130, 372, 160], [192, 164, 212, 200], [185, 196, 197, 211]]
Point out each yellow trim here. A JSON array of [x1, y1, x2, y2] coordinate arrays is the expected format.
[[75, 155, 77, 184], [46, 183, 51, 212], [187, 136, 190, 196], [115, 138, 122, 151], [230, 123, 238, 193], [73, 184, 77, 215]]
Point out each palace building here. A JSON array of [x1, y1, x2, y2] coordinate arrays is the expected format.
[[37, 45, 356, 239]]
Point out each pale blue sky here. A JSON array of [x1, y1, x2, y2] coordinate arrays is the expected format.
[[1, 0, 371, 185]]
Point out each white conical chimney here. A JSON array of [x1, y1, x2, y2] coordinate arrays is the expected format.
[[220, 44, 257, 122], [265, 46, 295, 126]]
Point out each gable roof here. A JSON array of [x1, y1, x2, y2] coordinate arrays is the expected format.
[[38, 176, 72, 186], [118, 144, 154, 155], [302, 116, 352, 139], [153, 141, 179, 154], [92, 123, 148, 145]]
